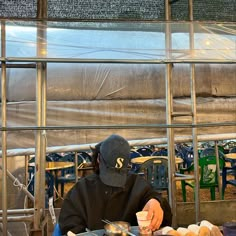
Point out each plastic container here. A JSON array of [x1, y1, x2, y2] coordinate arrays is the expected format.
[[223, 222, 236, 236]]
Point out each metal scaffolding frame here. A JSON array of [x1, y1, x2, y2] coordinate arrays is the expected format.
[[1, 1, 236, 235], [165, 0, 200, 227]]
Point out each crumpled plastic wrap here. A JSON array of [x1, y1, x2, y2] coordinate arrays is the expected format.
[[2, 97, 236, 149], [5, 63, 236, 101]]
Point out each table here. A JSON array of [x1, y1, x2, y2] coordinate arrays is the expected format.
[[225, 153, 236, 160], [28, 161, 75, 199], [131, 156, 183, 173], [131, 156, 183, 165], [28, 161, 75, 170], [28, 161, 75, 180]]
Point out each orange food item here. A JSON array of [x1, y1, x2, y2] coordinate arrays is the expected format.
[[210, 226, 223, 236], [199, 226, 211, 236], [188, 224, 200, 235], [177, 227, 197, 236], [185, 232, 197, 236], [167, 229, 181, 236]]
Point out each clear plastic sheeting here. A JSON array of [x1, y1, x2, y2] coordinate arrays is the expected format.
[[5, 63, 236, 101], [2, 21, 236, 62], [3, 97, 236, 149], [0, 20, 235, 148]]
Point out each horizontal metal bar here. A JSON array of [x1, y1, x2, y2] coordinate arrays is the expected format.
[[172, 112, 193, 117], [174, 173, 195, 181], [1, 132, 236, 158], [0, 63, 36, 68], [0, 215, 34, 222], [1, 122, 236, 131], [5, 57, 236, 64], [0, 209, 34, 215]]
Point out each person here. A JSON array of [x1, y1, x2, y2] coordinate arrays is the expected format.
[[59, 134, 172, 234]]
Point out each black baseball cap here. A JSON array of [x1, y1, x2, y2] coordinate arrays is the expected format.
[[99, 134, 130, 187]]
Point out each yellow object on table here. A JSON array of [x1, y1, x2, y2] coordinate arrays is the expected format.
[[131, 156, 183, 165]]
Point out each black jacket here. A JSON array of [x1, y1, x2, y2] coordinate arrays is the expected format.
[[59, 173, 172, 234]]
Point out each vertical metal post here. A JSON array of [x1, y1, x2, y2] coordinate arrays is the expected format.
[[166, 62, 177, 227], [165, 0, 171, 21], [165, 0, 177, 227], [25, 155, 30, 193], [214, 141, 222, 199], [33, 60, 44, 230], [75, 152, 79, 182], [190, 61, 200, 222], [189, 0, 200, 223], [188, 0, 193, 20], [1, 20, 8, 236], [33, 0, 48, 233]]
